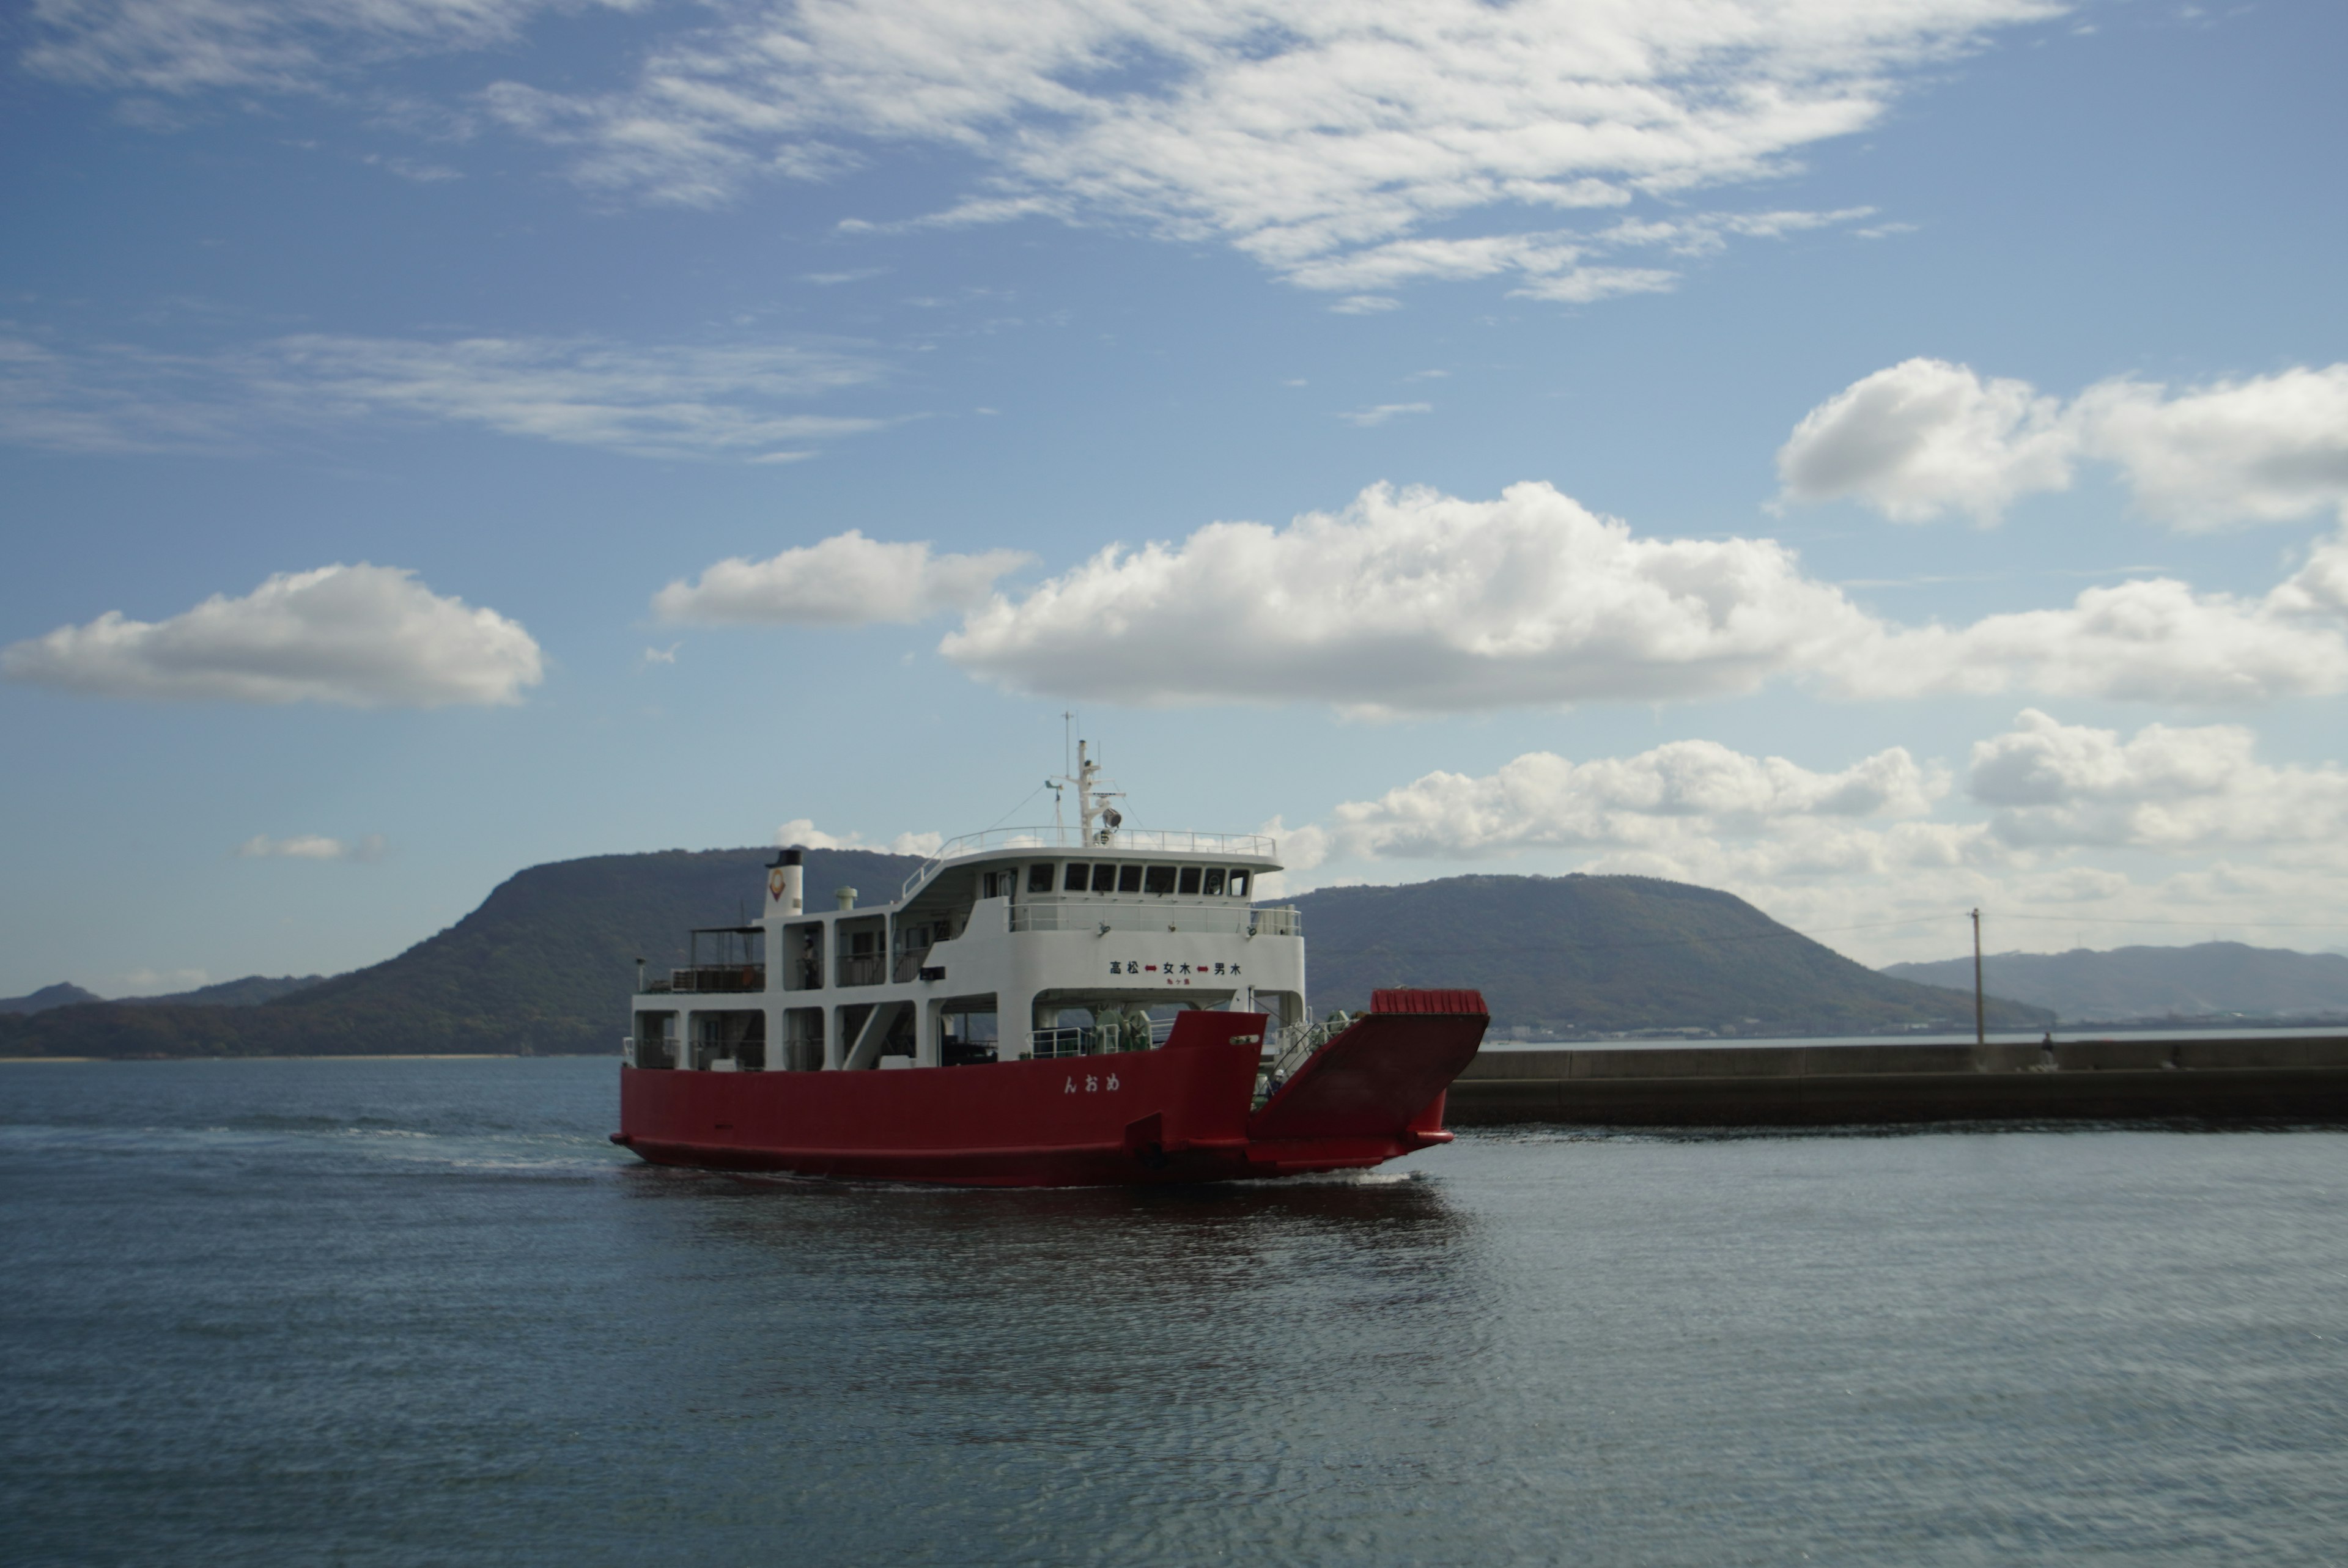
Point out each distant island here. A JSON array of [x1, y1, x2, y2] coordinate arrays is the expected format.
[[0, 975, 326, 1014], [1882, 942, 2348, 1025], [1, 849, 2048, 1058]]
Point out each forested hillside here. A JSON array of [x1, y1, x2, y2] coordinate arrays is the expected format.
[[1295, 874, 2050, 1036], [0, 848, 921, 1058]]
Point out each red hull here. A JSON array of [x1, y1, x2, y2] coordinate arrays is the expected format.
[[615, 998, 1488, 1187]]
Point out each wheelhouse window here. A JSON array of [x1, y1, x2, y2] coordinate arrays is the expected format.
[[1063, 862, 1091, 893], [1143, 865, 1176, 896], [1091, 863, 1118, 893], [1203, 867, 1227, 896], [1229, 869, 1251, 899], [1027, 863, 1055, 894], [1117, 864, 1143, 894], [1177, 866, 1202, 895], [982, 870, 1013, 899]]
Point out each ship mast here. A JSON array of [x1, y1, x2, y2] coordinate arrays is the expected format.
[[1070, 740, 1123, 846]]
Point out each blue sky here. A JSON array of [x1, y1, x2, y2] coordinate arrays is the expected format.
[[4, 0, 2345, 997]]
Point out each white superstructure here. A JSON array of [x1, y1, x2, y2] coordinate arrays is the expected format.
[[626, 743, 1307, 1073]]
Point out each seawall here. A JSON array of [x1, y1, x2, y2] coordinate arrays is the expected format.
[[1447, 1036, 2348, 1126]]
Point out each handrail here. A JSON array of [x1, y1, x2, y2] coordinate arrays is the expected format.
[[901, 827, 1279, 900], [1029, 1018, 1176, 1059], [1253, 1014, 1355, 1104]]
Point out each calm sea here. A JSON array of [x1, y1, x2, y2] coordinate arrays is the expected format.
[[4, 1057, 2344, 1566]]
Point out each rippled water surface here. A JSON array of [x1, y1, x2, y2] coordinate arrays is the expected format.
[[4, 1057, 2344, 1566]]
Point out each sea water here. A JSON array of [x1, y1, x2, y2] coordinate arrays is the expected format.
[[3, 1056, 2343, 1566]]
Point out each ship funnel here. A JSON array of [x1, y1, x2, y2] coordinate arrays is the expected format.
[[766, 848, 804, 916], [835, 886, 857, 910]]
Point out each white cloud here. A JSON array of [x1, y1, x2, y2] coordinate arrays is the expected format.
[[655, 531, 1033, 625], [1845, 573, 2348, 705], [2077, 366, 2348, 529], [1274, 714, 2348, 966], [942, 481, 1876, 715], [0, 332, 888, 462], [939, 480, 2348, 713], [1337, 402, 1430, 427], [47, 1, 2059, 302], [1326, 741, 1947, 859], [775, 819, 943, 856], [1776, 356, 2075, 523], [1781, 358, 2348, 528], [2, 564, 544, 707], [235, 832, 388, 861], [1967, 709, 2348, 850], [21, 0, 609, 94]]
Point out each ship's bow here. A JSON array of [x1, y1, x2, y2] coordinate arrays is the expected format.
[[1240, 988, 1488, 1175]]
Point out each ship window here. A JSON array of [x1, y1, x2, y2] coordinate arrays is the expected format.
[[1063, 862, 1091, 893], [1178, 866, 1202, 895], [1228, 869, 1251, 899], [1027, 863, 1055, 894], [1117, 864, 1143, 894], [982, 871, 1010, 899], [1143, 865, 1176, 896], [1203, 867, 1227, 896], [1091, 863, 1118, 894]]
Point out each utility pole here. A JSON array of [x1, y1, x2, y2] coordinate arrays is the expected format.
[[1971, 908, 1985, 1047]]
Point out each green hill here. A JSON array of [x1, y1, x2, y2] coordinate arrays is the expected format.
[[1293, 873, 2051, 1037], [1, 854, 2047, 1058], [0, 847, 921, 1059]]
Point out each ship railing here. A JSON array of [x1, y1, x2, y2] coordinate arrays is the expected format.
[[1252, 1014, 1357, 1105], [1008, 902, 1301, 937], [1028, 1018, 1176, 1059], [901, 827, 1278, 900], [656, 964, 765, 995], [837, 955, 885, 987]]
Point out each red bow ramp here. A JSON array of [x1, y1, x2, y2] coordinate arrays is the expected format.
[[1247, 988, 1490, 1141]]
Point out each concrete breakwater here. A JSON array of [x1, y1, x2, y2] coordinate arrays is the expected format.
[[1447, 1036, 2348, 1126]]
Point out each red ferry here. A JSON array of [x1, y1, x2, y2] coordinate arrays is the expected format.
[[613, 745, 1486, 1186]]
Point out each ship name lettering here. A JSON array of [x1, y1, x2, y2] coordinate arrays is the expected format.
[[1085, 1075, 1099, 1093], [1063, 1077, 1076, 1094]]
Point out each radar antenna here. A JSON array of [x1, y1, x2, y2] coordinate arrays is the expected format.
[[1056, 738, 1124, 845]]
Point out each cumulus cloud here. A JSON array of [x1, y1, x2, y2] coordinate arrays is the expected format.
[[938, 480, 2348, 713], [943, 481, 1876, 715], [0, 332, 887, 462], [1776, 357, 2075, 523], [1327, 740, 1948, 859], [776, 819, 943, 856], [1848, 574, 2348, 705], [31, 1, 2059, 302], [1967, 709, 2348, 850], [235, 832, 388, 861], [655, 531, 1032, 625], [1781, 359, 2348, 528], [2, 564, 544, 707], [1268, 714, 2348, 965]]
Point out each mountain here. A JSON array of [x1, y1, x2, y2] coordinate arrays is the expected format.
[[1, 853, 2048, 1058], [0, 847, 923, 1059], [1293, 873, 2052, 1037], [1881, 942, 2348, 1022], [0, 982, 104, 1015], [139, 975, 329, 1007]]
